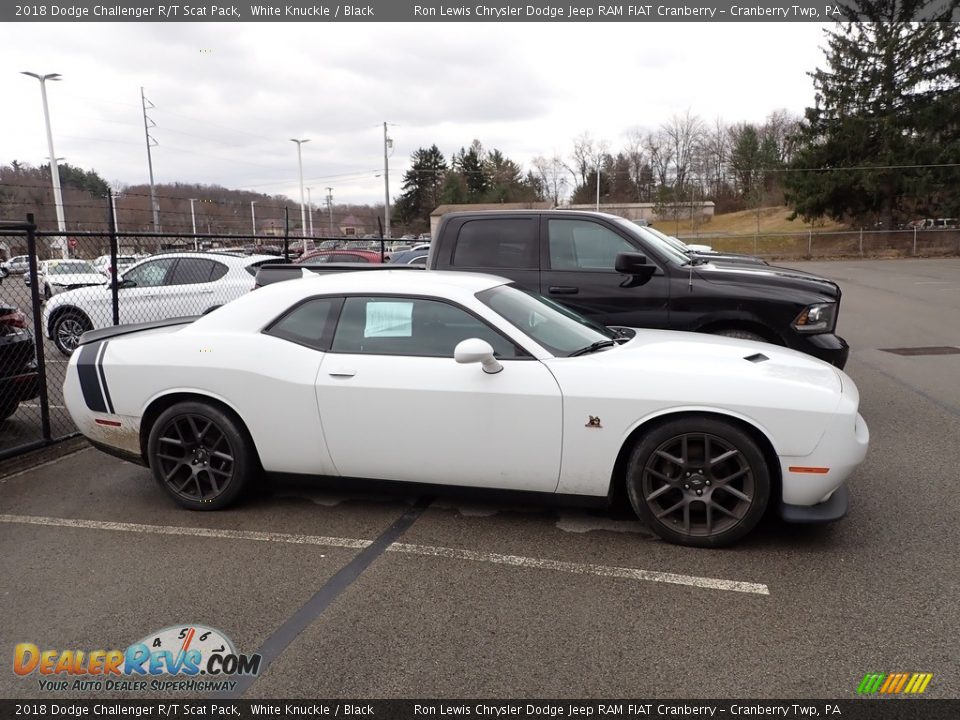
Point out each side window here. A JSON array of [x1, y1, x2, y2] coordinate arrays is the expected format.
[[451, 219, 538, 269], [331, 296, 523, 358], [169, 259, 217, 285], [548, 219, 637, 270], [209, 262, 228, 281], [265, 298, 340, 350], [122, 258, 177, 288]]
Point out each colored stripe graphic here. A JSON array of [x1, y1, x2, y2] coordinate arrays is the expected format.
[[857, 672, 932, 694]]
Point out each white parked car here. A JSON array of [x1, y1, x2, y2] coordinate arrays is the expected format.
[[92, 254, 139, 277], [29, 259, 107, 299], [2, 255, 31, 275], [64, 271, 868, 547], [43, 252, 277, 356]]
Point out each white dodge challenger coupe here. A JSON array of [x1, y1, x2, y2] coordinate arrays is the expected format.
[[64, 271, 869, 547]]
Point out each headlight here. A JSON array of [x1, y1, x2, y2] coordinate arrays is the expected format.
[[792, 303, 837, 334]]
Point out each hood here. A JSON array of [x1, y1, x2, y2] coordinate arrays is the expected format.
[[45, 273, 107, 286], [694, 262, 840, 299]]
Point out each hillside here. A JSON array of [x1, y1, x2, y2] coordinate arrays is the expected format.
[[659, 206, 847, 238]]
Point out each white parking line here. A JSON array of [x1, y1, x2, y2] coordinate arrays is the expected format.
[[19, 403, 67, 409], [0, 513, 770, 596]]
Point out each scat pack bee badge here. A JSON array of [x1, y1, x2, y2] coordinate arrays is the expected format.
[[13, 624, 261, 693]]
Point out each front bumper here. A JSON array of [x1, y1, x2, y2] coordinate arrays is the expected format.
[[781, 482, 848, 523], [788, 332, 850, 369]]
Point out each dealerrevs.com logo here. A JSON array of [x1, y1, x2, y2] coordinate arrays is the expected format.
[[14, 624, 261, 693]]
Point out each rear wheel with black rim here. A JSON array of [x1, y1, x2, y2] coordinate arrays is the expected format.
[[147, 401, 255, 510], [626, 416, 770, 548]]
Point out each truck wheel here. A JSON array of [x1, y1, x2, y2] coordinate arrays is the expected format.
[[625, 416, 770, 548], [0, 398, 19, 421]]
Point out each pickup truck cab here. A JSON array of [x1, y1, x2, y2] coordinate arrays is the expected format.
[[428, 211, 849, 367]]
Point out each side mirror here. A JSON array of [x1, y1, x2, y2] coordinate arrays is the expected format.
[[454, 338, 503, 375], [615, 252, 654, 276]]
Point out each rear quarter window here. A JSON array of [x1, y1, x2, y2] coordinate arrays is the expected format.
[[451, 218, 539, 269]]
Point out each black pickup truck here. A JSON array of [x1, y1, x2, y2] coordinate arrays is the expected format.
[[255, 210, 849, 368]]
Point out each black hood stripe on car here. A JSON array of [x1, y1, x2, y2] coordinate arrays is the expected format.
[[77, 341, 114, 414]]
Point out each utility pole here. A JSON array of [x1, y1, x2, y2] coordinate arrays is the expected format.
[[383, 122, 392, 238], [306, 187, 314, 237], [21, 72, 67, 259], [326, 187, 334, 237], [250, 200, 257, 236], [140, 87, 160, 233], [189, 198, 198, 250], [595, 163, 601, 212], [290, 138, 309, 254]]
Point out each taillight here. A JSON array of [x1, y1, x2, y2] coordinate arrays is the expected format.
[[0, 309, 28, 330]]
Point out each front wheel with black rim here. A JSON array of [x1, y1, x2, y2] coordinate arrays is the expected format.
[[147, 401, 255, 510], [625, 417, 770, 548], [51, 311, 92, 356]]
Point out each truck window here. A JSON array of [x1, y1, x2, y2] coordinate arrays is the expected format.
[[548, 219, 636, 270], [451, 218, 538, 269]]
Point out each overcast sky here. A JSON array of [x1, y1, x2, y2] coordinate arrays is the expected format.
[[2, 22, 830, 206]]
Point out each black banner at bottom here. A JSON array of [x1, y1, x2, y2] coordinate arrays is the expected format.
[[3, 700, 960, 720]]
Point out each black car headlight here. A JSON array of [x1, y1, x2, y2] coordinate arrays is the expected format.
[[792, 303, 837, 334]]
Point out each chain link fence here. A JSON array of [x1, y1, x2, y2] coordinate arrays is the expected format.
[[677, 228, 960, 260]]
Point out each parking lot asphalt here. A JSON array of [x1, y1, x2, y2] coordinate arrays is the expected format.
[[1, 257, 959, 699]]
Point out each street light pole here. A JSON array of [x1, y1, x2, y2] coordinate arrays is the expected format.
[[189, 198, 198, 250], [250, 200, 257, 236], [21, 71, 67, 259], [290, 138, 310, 254]]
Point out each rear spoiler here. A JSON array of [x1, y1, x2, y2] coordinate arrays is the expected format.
[[78, 316, 199, 347]]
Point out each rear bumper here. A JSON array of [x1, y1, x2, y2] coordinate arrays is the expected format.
[[0, 365, 40, 403], [789, 332, 850, 369]]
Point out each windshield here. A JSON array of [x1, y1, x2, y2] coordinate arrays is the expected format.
[[643, 226, 691, 253], [50, 261, 96, 275], [476, 284, 615, 357], [608, 217, 692, 266]]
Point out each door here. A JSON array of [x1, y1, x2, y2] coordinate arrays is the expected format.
[[117, 257, 179, 325], [155, 258, 222, 316], [540, 217, 671, 329], [315, 295, 563, 491]]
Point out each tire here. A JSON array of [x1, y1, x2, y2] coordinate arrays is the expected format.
[[713, 328, 767, 343], [0, 398, 19, 421], [625, 416, 770, 548], [147, 401, 255, 511], [51, 311, 92, 356]]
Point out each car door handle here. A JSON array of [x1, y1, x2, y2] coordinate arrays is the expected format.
[[549, 286, 579, 295], [327, 369, 357, 378]]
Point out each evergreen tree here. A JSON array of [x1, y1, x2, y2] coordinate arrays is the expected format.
[[785, 3, 960, 227], [393, 145, 447, 227]]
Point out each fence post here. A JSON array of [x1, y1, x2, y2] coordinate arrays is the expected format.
[[859, 228, 863, 257], [913, 227, 917, 256], [808, 230, 812, 257], [25, 214, 51, 443], [107, 191, 120, 326], [753, 233, 758, 256], [283, 206, 290, 261]]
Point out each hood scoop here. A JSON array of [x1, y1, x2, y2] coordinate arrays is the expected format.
[[744, 353, 769, 363]]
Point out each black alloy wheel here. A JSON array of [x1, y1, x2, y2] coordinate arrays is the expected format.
[[148, 401, 254, 510], [626, 417, 770, 547]]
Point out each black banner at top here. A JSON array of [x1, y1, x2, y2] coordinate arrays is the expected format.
[[3, 0, 959, 23]]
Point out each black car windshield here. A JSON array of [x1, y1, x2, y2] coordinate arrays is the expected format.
[[608, 217, 691, 266], [476, 283, 616, 357]]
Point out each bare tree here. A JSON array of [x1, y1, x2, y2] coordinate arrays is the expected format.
[[662, 109, 706, 194], [645, 130, 674, 190], [531, 155, 568, 206]]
